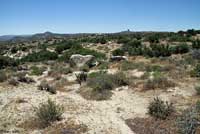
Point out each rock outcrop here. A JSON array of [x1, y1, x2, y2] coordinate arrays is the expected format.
[[70, 54, 95, 67]]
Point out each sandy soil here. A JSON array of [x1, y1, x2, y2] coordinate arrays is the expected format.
[[0, 74, 196, 134]]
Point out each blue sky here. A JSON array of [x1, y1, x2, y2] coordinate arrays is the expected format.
[[0, 0, 200, 35]]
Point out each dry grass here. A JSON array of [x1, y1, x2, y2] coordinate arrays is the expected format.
[[78, 87, 113, 101], [19, 118, 88, 134], [126, 117, 178, 134], [143, 77, 176, 91], [43, 120, 88, 134]]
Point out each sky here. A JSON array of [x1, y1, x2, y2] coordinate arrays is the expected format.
[[0, 0, 200, 35]]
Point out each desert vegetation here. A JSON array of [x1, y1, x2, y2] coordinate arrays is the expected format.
[[1, 29, 200, 134]]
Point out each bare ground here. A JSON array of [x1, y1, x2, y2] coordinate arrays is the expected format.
[[0, 74, 196, 134]]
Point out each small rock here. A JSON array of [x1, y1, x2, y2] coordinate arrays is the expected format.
[[110, 56, 128, 62], [115, 86, 128, 91]]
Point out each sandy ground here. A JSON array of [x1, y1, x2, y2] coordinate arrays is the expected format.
[[0, 74, 196, 134]]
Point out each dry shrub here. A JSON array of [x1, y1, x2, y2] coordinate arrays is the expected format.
[[36, 99, 64, 127], [75, 72, 87, 85], [38, 81, 57, 94], [143, 77, 175, 90], [79, 87, 113, 101], [126, 117, 178, 134], [195, 86, 200, 95], [81, 72, 128, 100], [8, 77, 19, 86], [148, 97, 174, 120], [0, 70, 7, 82], [49, 64, 72, 77], [17, 72, 35, 84], [43, 120, 88, 134], [177, 106, 200, 134], [53, 78, 68, 92]]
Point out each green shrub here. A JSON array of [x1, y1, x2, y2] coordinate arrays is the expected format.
[[88, 70, 107, 78], [11, 47, 18, 53], [99, 37, 107, 44], [177, 107, 199, 134], [148, 97, 174, 119], [0, 70, 7, 82], [146, 44, 172, 57], [0, 56, 18, 69], [190, 64, 200, 77], [87, 73, 114, 92], [122, 40, 142, 51], [171, 44, 190, 54], [112, 49, 125, 56], [36, 99, 64, 127], [192, 40, 200, 49], [88, 72, 128, 92], [117, 36, 130, 44], [128, 47, 143, 56], [97, 61, 109, 70], [21, 50, 58, 62], [30, 66, 46, 76], [59, 45, 106, 62], [146, 34, 159, 43], [55, 41, 78, 54]]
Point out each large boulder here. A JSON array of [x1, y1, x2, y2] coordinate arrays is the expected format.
[[110, 56, 128, 62], [70, 54, 95, 67]]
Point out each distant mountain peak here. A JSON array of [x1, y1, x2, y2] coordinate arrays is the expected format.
[[44, 31, 53, 35]]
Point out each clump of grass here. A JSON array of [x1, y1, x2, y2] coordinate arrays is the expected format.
[[196, 100, 200, 112], [36, 99, 64, 127], [97, 61, 109, 70], [30, 66, 46, 76], [111, 72, 129, 87], [143, 74, 175, 90], [49, 65, 72, 77], [148, 97, 174, 120], [190, 64, 200, 77], [121, 61, 145, 71]]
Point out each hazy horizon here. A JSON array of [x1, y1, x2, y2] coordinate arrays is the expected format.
[[1, 0, 200, 35]]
